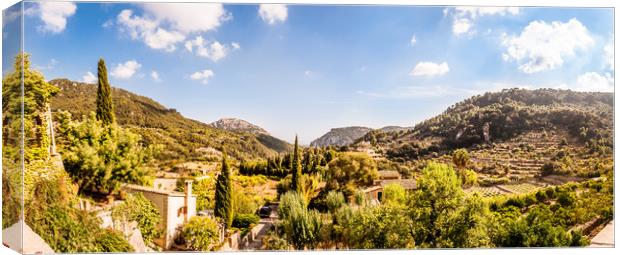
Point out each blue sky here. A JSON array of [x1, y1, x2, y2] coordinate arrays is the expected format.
[[2, 2, 614, 144]]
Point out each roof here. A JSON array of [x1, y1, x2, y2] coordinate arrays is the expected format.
[[2, 220, 55, 254], [122, 183, 196, 197], [377, 170, 401, 179], [363, 185, 382, 193], [380, 179, 417, 190]]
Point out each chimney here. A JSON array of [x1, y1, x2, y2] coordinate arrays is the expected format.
[[184, 180, 193, 223]]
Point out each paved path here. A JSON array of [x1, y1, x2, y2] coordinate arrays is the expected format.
[[589, 220, 614, 247], [243, 204, 279, 250]]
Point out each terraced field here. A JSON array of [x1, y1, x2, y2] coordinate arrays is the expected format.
[[465, 186, 508, 197], [497, 183, 543, 194]]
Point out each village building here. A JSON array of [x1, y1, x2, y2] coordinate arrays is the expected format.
[[121, 180, 197, 250], [364, 170, 417, 203]]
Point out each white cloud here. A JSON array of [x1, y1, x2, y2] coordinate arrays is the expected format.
[[151, 70, 161, 82], [604, 40, 614, 70], [117, 9, 185, 52], [115, 4, 230, 52], [142, 3, 231, 34], [304, 70, 313, 76], [575, 72, 614, 92], [447, 7, 519, 36], [190, 69, 215, 84], [82, 71, 97, 84], [184, 36, 238, 62], [259, 4, 288, 25], [27, 2, 77, 33], [111, 60, 142, 79], [410, 62, 450, 77], [410, 35, 417, 46], [231, 42, 241, 50], [501, 18, 594, 73]]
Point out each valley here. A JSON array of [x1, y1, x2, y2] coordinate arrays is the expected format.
[[3, 54, 614, 252]]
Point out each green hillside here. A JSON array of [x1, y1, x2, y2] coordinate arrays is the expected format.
[[49, 79, 285, 166], [354, 88, 613, 161]]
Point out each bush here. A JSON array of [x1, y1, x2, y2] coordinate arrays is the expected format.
[[112, 193, 161, 244], [541, 162, 560, 176], [57, 111, 156, 195], [325, 190, 345, 213], [181, 216, 220, 251], [233, 213, 259, 228], [382, 183, 406, 204], [96, 229, 135, 252]]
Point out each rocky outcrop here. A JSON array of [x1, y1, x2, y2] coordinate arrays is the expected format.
[[310, 126, 373, 147]]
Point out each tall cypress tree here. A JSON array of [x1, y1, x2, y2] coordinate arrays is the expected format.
[[291, 135, 303, 193], [96, 58, 115, 125], [214, 151, 233, 228]]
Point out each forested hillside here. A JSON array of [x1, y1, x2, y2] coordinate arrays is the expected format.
[[354, 88, 613, 161], [49, 79, 284, 166]]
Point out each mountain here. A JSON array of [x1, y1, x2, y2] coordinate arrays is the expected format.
[[48, 79, 286, 165], [379, 126, 414, 133], [210, 118, 269, 135], [310, 126, 373, 147], [353, 88, 613, 161], [210, 118, 291, 153]]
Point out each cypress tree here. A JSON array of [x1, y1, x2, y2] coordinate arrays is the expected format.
[[214, 151, 233, 228], [96, 58, 115, 125], [291, 135, 303, 193]]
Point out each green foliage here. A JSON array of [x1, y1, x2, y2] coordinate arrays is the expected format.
[[26, 175, 133, 252], [50, 79, 284, 165], [264, 231, 289, 250], [406, 162, 491, 248], [193, 177, 216, 211], [326, 152, 378, 197], [56, 111, 155, 195], [97, 229, 135, 252], [325, 190, 345, 213], [382, 183, 406, 204], [239, 146, 332, 178], [181, 216, 220, 251], [278, 191, 324, 249], [461, 169, 478, 187], [361, 88, 612, 161], [452, 148, 470, 169], [214, 152, 233, 228], [291, 136, 303, 193], [232, 213, 259, 228], [334, 203, 414, 249], [96, 58, 115, 125], [112, 193, 161, 244]]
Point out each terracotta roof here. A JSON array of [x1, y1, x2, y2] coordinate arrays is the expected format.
[[380, 179, 417, 190], [377, 170, 401, 179]]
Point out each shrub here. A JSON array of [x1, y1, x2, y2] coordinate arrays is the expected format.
[[96, 229, 135, 252], [382, 183, 406, 204], [182, 216, 220, 251], [112, 193, 161, 244], [325, 190, 345, 213], [233, 213, 259, 228], [541, 162, 560, 176]]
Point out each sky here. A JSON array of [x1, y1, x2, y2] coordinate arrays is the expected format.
[[2, 2, 615, 144]]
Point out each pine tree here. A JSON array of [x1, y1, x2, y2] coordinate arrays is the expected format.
[[291, 135, 303, 193], [96, 58, 115, 125], [214, 151, 233, 228]]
